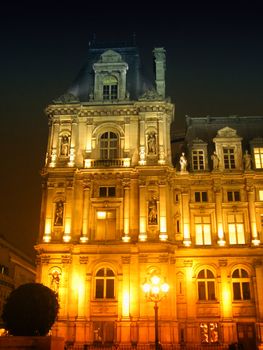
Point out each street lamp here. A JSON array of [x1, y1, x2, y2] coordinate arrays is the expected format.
[[142, 274, 169, 350]]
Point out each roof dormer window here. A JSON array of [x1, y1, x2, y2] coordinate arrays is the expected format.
[[103, 76, 118, 101]]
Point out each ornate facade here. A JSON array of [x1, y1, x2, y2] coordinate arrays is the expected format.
[[35, 40, 263, 349]]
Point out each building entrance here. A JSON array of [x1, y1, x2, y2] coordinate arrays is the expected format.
[[237, 323, 256, 350]]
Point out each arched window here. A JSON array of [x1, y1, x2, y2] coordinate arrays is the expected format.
[[232, 268, 251, 300], [103, 75, 118, 100], [95, 268, 115, 299], [100, 132, 118, 160], [197, 269, 216, 301]]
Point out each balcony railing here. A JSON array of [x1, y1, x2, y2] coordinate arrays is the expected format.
[[84, 158, 131, 168]]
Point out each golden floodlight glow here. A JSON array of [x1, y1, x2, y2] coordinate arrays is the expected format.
[[142, 282, 151, 293], [152, 285, 160, 294], [44, 218, 52, 234], [123, 291, 130, 317], [161, 282, 169, 293], [97, 211, 106, 219]]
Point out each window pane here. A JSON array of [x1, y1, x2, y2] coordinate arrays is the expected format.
[[206, 270, 214, 278], [233, 282, 241, 300], [229, 224, 237, 244], [203, 225, 211, 245], [241, 269, 248, 278], [236, 224, 245, 244], [207, 281, 215, 300], [198, 270, 205, 278], [106, 268, 114, 276], [242, 282, 250, 300], [232, 269, 240, 278], [108, 187, 116, 197], [195, 192, 201, 202], [198, 281, 206, 300], [106, 279, 114, 298], [202, 192, 208, 202], [96, 269, 104, 276], [99, 187, 107, 197], [96, 279, 104, 298]]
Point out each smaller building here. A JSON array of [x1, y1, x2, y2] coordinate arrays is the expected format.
[[0, 235, 36, 329]]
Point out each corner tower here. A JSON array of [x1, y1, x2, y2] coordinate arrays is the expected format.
[[35, 40, 175, 345]]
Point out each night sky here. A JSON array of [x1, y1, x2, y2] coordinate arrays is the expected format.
[[1, 3, 263, 259]]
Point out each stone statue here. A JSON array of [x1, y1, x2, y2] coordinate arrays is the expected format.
[[148, 197, 158, 225], [147, 132, 157, 154], [180, 152, 187, 171], [54, 200, 64, 226], [50, 270, 60, 295], [243, 150, 252, 170], [61, 135, 69, 156], [211, 151, 219, 170]]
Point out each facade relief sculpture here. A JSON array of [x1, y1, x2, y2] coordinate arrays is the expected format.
[[179, 152, 188, 171], [148, 197, 158, 225], [211, 151, 219, 170], [54, 200, 64, 226], [60, 135, 69, 156], [147, 132, 157, 155], [243, 150, 252, 170]]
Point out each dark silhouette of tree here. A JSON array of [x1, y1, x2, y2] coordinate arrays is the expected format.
[[2, 283, 59, 336]]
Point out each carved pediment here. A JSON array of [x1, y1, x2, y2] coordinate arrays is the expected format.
[[100, 49, 122, 63], [216, 126, 238, 138]]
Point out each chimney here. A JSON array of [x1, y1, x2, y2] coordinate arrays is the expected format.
[[153, 47, 166, 98]]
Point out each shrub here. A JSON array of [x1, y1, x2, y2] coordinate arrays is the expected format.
[[2, 283, 59, 336]]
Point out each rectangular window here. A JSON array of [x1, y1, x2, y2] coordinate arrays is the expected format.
[[227, 191, 240, 202], [95, 279, 104, 298], [99, 187, 116, 197], [223, 148, 235, 169], [200, 323, 218, 344], [195, 191, 208, 202], [192, 150, 205, 170], [195, 216, 211, 245], [228, 213, 245, 244], [254, 147, 263, 168], [106, 280, 114, 298]]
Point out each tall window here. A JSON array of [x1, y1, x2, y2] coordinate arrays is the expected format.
[[100, 132, 118, 159], [232, 268, 251, 300], [195, 216, 211, 245], [103, 76, 118, 100], [223, 147, 235, 169], [254, 147, 263, 168], [95, 268, 115, 299], [197, 269, 216, 300], [228, 213, 245, 244], [192, 150, 205, 170], [200, 322, 218, 344]]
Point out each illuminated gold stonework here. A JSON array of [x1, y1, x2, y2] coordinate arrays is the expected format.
[[35, 42, 263, 349]]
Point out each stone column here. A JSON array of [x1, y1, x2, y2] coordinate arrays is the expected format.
[[139, 180, 147, 241], [139, 118, 146, 165], [254, 260, 263, 348], [63, 181, 73, 242], [50, 120, 59, 167], [213, 183, 225, 246], [43, 183, 54, 242], [182, 189, 191, 246], [158, 117, 165, 164], [68, 117, 77, 167], [80, 180, 91, 243], [122, 180, 131, 242], [159, 181, 167, 240], [247, 185, 260, 245]]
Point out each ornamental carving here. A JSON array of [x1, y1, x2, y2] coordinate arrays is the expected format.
[[139, 89, 162, 101], [53, 93, 80, 104]]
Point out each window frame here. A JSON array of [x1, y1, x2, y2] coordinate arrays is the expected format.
[[232, 268, 251, 301], [227, 213, 245, 245], [95, 267, 115, 300], [200, 322, 219, 344], [192, 149, 205, 171], [197, 269, 216, 301], [254, 147, 263, 169], [223, 147, 236, 169], [100, 131, 118, 160], [194, 191, 208, 203], [227, 191, 240, 202], [194, 216, 212, 245]]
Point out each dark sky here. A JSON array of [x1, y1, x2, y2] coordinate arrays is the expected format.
[[1, 3, 263, 259]]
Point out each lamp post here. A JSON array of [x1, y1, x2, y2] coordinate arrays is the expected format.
[[142, 275, 169, 350]]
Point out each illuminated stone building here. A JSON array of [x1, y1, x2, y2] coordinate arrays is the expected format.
[[35, 40, 263, 349]]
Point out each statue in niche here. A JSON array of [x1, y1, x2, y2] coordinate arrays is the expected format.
[[54, 200, 64, 226], [61, 135, 69, 156], [147, 132, 157, 154], [50, 270, 60, 295], [148, 197, 158, 225], [243, 150, 252, 170], [211, 151, 219, 170], [179, 152, 188, 171]]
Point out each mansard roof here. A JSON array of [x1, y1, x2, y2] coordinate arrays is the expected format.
[[65, 41, 154, 102]]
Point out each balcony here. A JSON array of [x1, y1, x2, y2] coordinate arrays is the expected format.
[[84, 158, 130, 168]]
